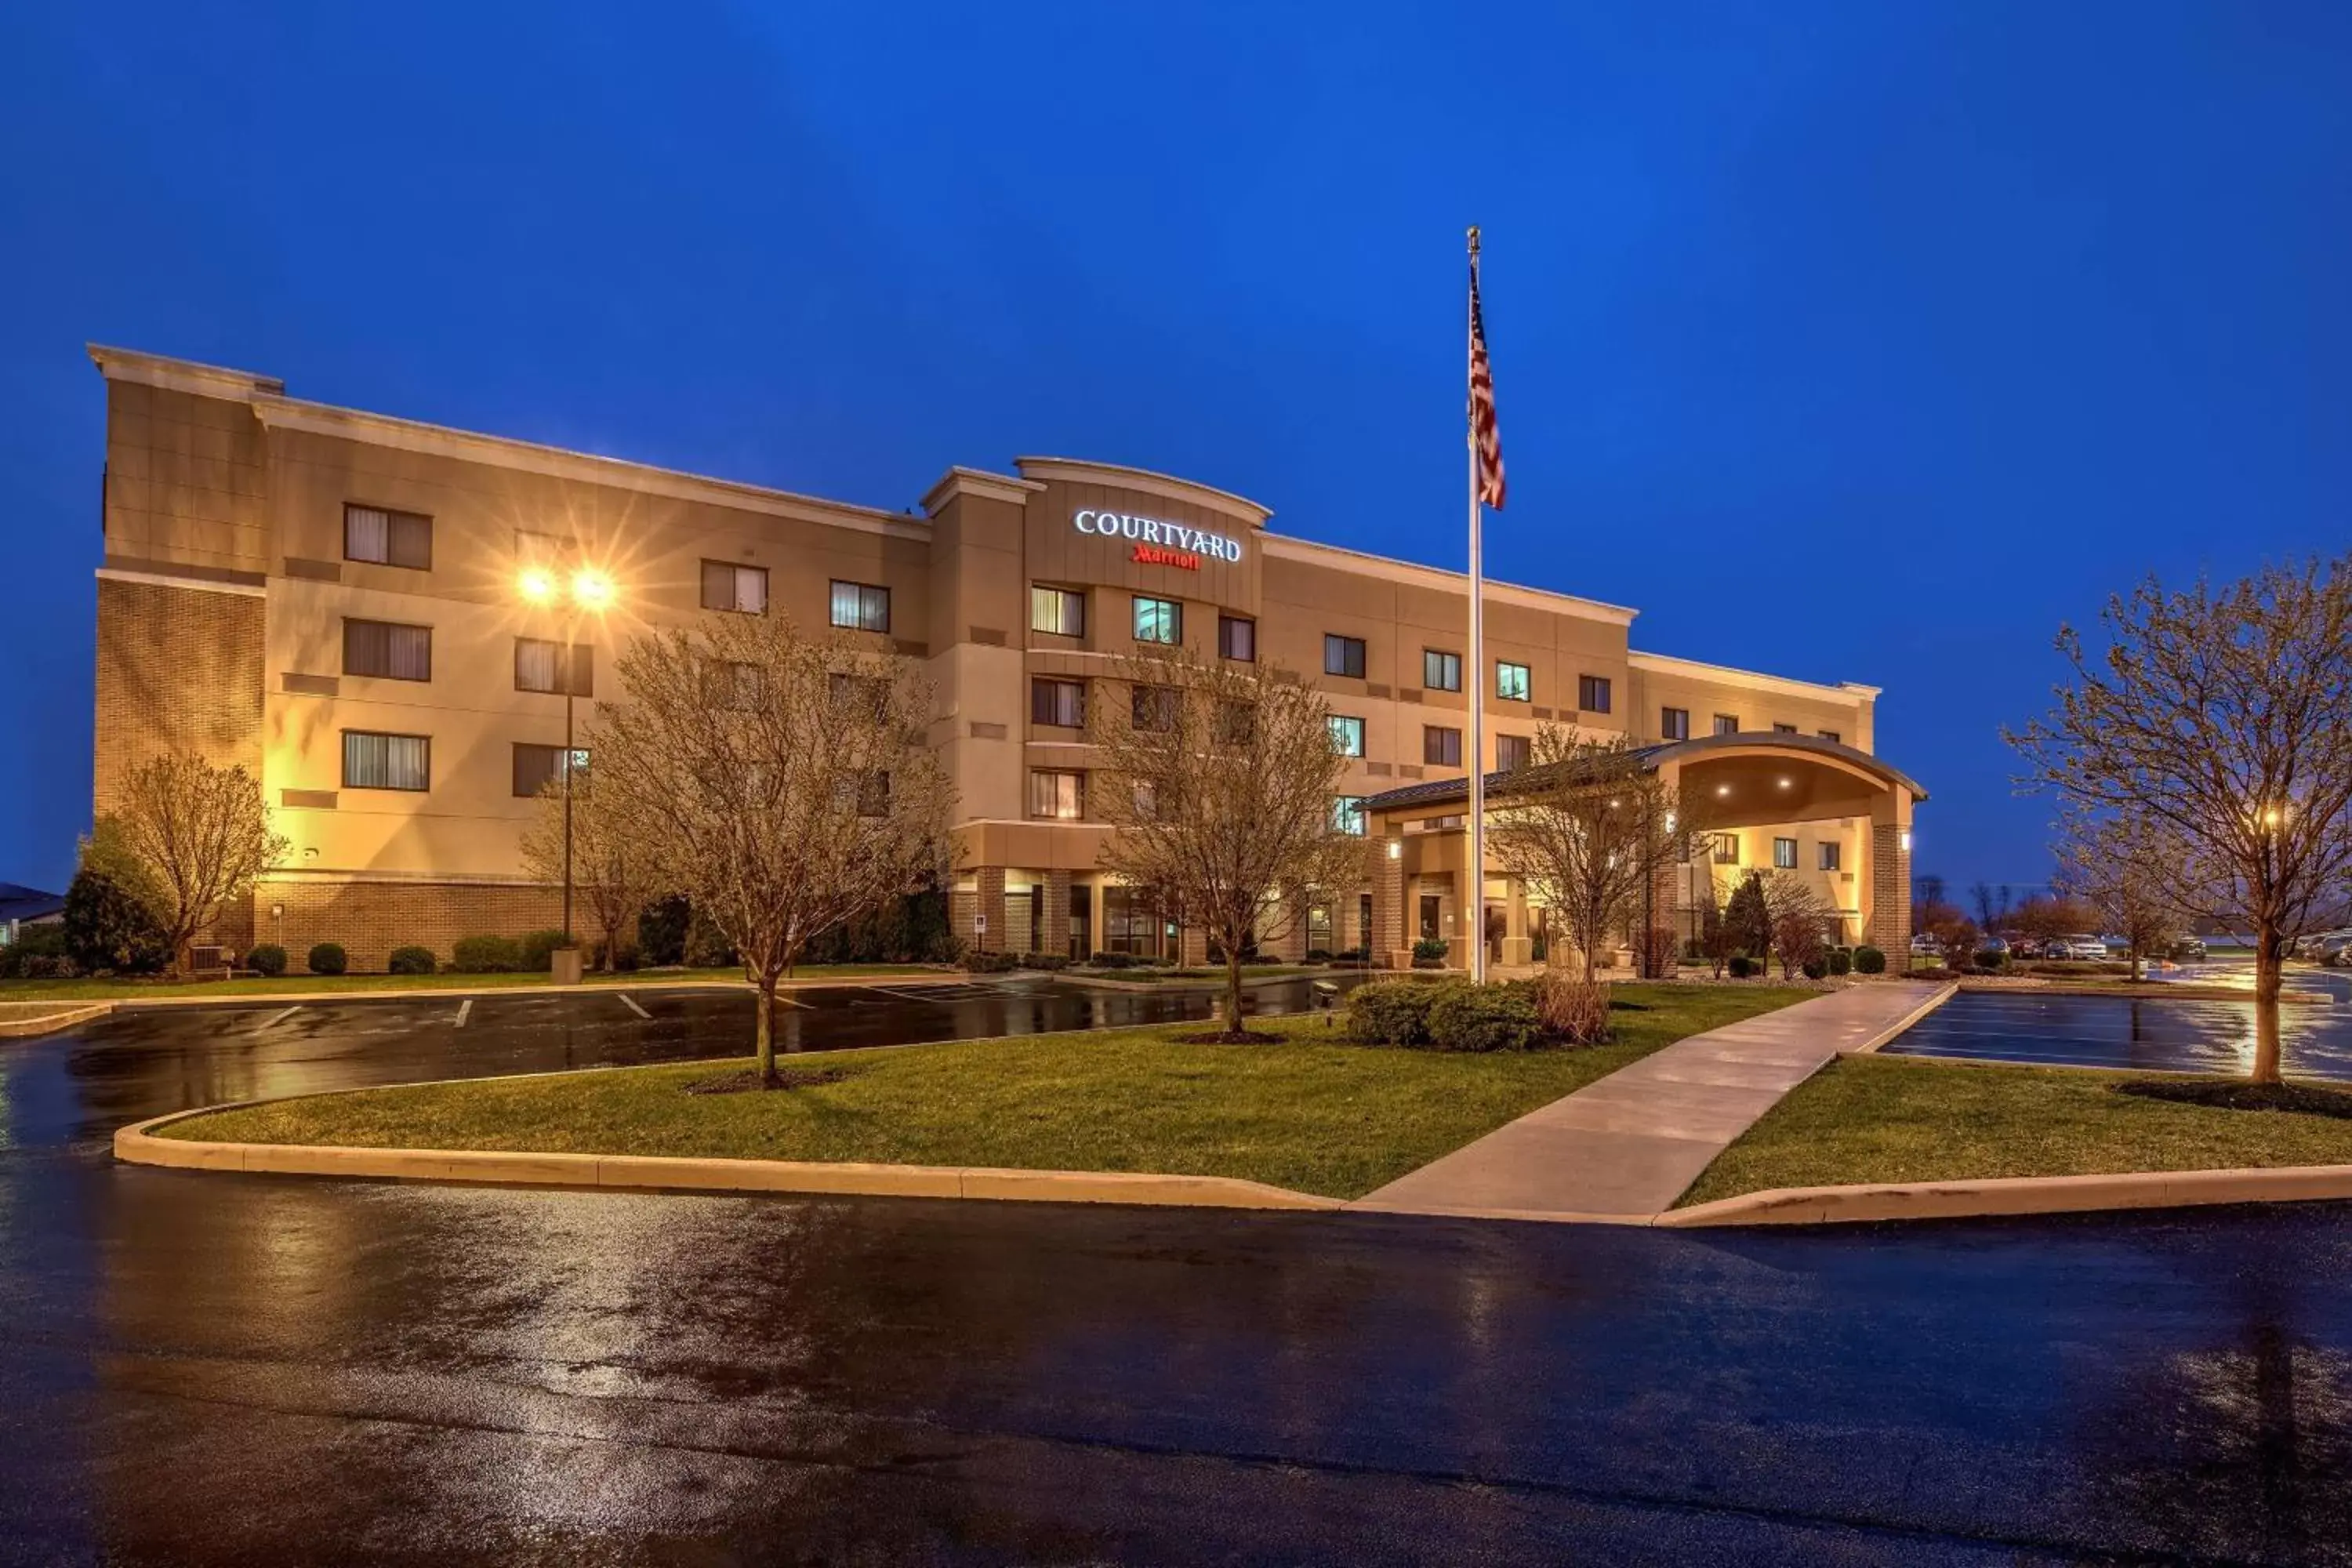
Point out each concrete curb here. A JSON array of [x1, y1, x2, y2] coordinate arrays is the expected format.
[[1838, 981, 1959, 1054], [1657, 1164, 2352, 1227], [111, 1109, 1345, 1212], [1955, 978, 2334, 1004], [0, 1001, 117, 1038], [15, 971, 968, 1013]]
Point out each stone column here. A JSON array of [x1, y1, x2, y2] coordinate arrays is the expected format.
[[1867, 822, 1911, 956], [1372, 833, 1406, 967], [1270, 895, 1308, 962], [1042, 871, 1072, 960], [1178, 924, 1210, 967]]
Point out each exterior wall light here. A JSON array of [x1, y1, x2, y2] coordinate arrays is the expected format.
[[1386, 840, 1402, 860], [1715, 784, 1731, 797], [518, 567, 556, 604], [1899, 829, 1913, 852]]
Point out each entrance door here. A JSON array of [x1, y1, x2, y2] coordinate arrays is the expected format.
[[1486, 902, 1506, 965], [1069, 886, 1093, 960], [1418, 895, 1441, 943]]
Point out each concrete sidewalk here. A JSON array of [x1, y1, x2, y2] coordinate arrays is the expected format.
[[1356, 982, 1954, 1221]]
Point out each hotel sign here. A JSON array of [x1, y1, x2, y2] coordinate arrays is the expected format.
[[1073, 509, 1243, 569]]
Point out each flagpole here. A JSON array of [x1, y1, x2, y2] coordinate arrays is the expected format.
[[1466, 226, 1487, 986]]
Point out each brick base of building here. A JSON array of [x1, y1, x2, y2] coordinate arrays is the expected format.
[[252, 877, 567, 974]]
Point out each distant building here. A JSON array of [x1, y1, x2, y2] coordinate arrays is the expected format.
[[0, 883, 65, 947]]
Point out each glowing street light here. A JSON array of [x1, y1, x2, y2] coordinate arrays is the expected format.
[[517, 564, 619, 972]]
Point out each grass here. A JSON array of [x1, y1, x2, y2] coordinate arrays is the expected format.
[[158, 982, 1809, 1200], [1678, 1054, 2352, 1207], [0, 964, 951, 1002]]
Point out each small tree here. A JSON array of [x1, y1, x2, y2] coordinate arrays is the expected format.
[[2054, 808, 2182, 982], [2007, 557, 2352, 1082], [109, 752, 287, 975], [1918, 903, 1980, 971], [1723, 871, 1772, 969], [65, 820, 172, 975], [1487, 729, 1712, 982], [520, 763, 656, 972], [1759, 870, 1837, 979], [588, 612, 954, 1084], [1092, 648, 1367, 1036]]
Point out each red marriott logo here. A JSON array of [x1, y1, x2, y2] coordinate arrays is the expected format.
[[1131, 542, 1201, 571]]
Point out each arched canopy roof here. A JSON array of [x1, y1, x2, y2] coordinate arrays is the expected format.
[[1359, 733, 1927, 818]]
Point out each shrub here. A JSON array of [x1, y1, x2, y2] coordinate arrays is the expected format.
[[19, 953, 82, 980], [1347, 978, 1456, 1046], [387, 946, 436, 976], [1021, 951, 1072, 971], [1681, 938, 1706, 964], [1975, 949, 2008, 971], [64, 865, 170, 975], [1533, 970, 1612, 1044], [307, 942, 348, 976], [245, 942, 287, 978], [1305, 948, 1333, 964], [1728, 955, 1756, 978], [1802, 955, 1829, 980], [0, 924, 69, 978], [1427, 984, 1543, 1053], [684, 915, 737, 969], [1087, 950, 1138, 969], [637, 895, 690, 966], [450, 935, 522, 974], [1410, 937, 1450, 969], [519, 928, 570, 972], [1853, 945, 1886, 975], [964, 950, 1022, 974], [1828, 949, 1852, 977]]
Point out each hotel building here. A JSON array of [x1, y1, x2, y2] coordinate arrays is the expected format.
[[85, 345, 1920, 972]]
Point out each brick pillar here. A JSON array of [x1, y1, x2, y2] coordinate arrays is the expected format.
[[1043, 871, 1072, 960], [1868, 823, 1911, 956], [1270, 895, 1308, 962], [1372, 834, 1406, 967], [955, 867, 1009, 955], [1639, 861, 1679, 978], [1178, 924, 1209, 967]]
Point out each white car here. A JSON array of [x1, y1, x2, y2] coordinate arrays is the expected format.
[[2054, 934, 2109, 960]]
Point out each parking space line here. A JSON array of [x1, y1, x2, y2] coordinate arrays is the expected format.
[[455, 999, 474, 1028], [618, 993, 651, 1019], [252, 1005, 303, 1032]]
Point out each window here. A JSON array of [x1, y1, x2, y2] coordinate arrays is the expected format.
[[1496, 662, 1530, 702], [1423, 648, 1462, 692], [1131, 684, 1178, 732], [1820, 841, 1842, 872], [1324, 633, 1366, 679], [834, 771, 891, 818], [1773, 837, 1798, 869], [1219, 615, 1256, 662], [1818, 730, 1842, 745], [829, 672, 891, 717], [515, 529, 574, 566], [514, 637, 592, 696], [700, 561, 768, 614], [343, 504, 432, 570], [1711, 833, 1740, 866], [1029, 769, 1084, 821], [1714, 713, 1740, 736], [1031, 586, 1085, 637], [343, 731, 430, 792], [829, 580, 891, 633], [1423, 725, 1462, 767], [1133, 595, 1181, 644], [1214, 700, 1255, 747], [1496, 733, 1531, 771], [1332, 797, 1368, 836], [1661, 706, 1690, 741], [1031, 677, 1085, 728], [708, 659, 764, 710], [1577, 674, 1612, 714], [512, 742, 588, 798], [1130, 780, 1158, 821], [342, 619, 432, 682], [1329, 715, 1366, 757], [1773, 722, 1798, 735]]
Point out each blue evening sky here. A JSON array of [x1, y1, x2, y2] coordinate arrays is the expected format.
[[4, 2, 2348, 895]]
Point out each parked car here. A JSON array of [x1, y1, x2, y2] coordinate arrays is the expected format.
[[1910, 933, 1942, 956], [2053, 934, 2110, 960], [2169, 935, 2207, 960], [2005, 936, 2048, 960], [1976, 936, 2010, 955], [2322, 934, 2352, 967], [2296, 930, 2352, 961]]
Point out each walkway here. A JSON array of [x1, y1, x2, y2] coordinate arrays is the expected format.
[[1356, 981, 1954, 1221]]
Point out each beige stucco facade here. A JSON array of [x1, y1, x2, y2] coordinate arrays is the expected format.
[[87, 345, 1911, 971]]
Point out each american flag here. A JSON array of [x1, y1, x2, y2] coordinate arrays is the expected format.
[[1469, 256, 1505, 510]]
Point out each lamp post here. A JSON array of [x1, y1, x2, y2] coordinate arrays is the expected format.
[[518, 565, 615, 974]]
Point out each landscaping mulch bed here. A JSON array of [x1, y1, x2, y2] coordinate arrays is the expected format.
[[683, 1065, 860, 1095], [2115, 1079, 2352, 1119]]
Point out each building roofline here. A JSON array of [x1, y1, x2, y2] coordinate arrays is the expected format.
[[89, 343, 284, 399], [920, 466, 1045, 517], [1361, 732, 1926, 815], [1014, 456, 1272, 526], [1628, 649, 1880, 705], [1261, 533, 1641, 627]]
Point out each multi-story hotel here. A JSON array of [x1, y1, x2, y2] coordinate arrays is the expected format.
[[85, 345, 1920, 972]]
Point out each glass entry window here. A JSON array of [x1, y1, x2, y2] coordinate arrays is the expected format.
[[1069, 884, 1094, 959], [1103, 886, 1163, 957], [1419, 895, 1442, 942]]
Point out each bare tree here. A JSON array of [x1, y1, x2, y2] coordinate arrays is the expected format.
[[1092, 648, 1367, 1036], [588, 612, 955, 1084], [2054, 807, 2183, 982], [111, 752, 288, 976], [1915, 872, 1948, 910], [2007, 557, 2352, 1082], [1760, 870, 1837, 979], [520, 763, 658, 973], [1486, 728, 1712, 982]]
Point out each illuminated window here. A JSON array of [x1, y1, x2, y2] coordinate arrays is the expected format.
[[1496, 733, 1531, 771], [1131, 684, 1179, 732], [1577, 674, 1612, 714], [514, 637, 592, 695], [1714, 713, 1739, 736], [1424, 725, 1461, 767], [343, 504, 432, 570], [1030, 677, 1084, 728], [1423, 649, 1462, 692], [700, 561, 768, 614], [1029, 769, 1084, 820], [1496, 662, 1530, 702], [342, 619, 432, 682], [343, 731, 430, 792], [1661, 706, 1690, 740], [511, 743, 589, 798], [1711, 833, 1740, 866], [829, 580, 891, 633], [1134, 595, 1181, 644], [1773, 837, 1798, 869], [1329, 715, 1366, 757], [1332, 797, 1368, 836], [1773, 722, 1798, 735], [1324, 634, 1366, 679], [1219, 615, 1256, 662], [1031, 586, 1086, 637], [1820, 841, 1842, 872]]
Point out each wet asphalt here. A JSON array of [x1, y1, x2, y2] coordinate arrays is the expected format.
[[7, 974, 2352, 1563]]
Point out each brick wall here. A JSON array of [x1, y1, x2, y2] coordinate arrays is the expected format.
[[93, 576, 266, 818], [1867, 823, 1911, 956], [252, 877, 565, 973]]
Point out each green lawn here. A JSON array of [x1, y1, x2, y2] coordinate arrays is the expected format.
[[158, 983, 1809, 1200], [0, 964, 952, 1002], [1679, 1054, 2352, 1207]]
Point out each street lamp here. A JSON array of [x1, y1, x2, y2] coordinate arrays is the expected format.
[[517, 565, 615, 975]]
